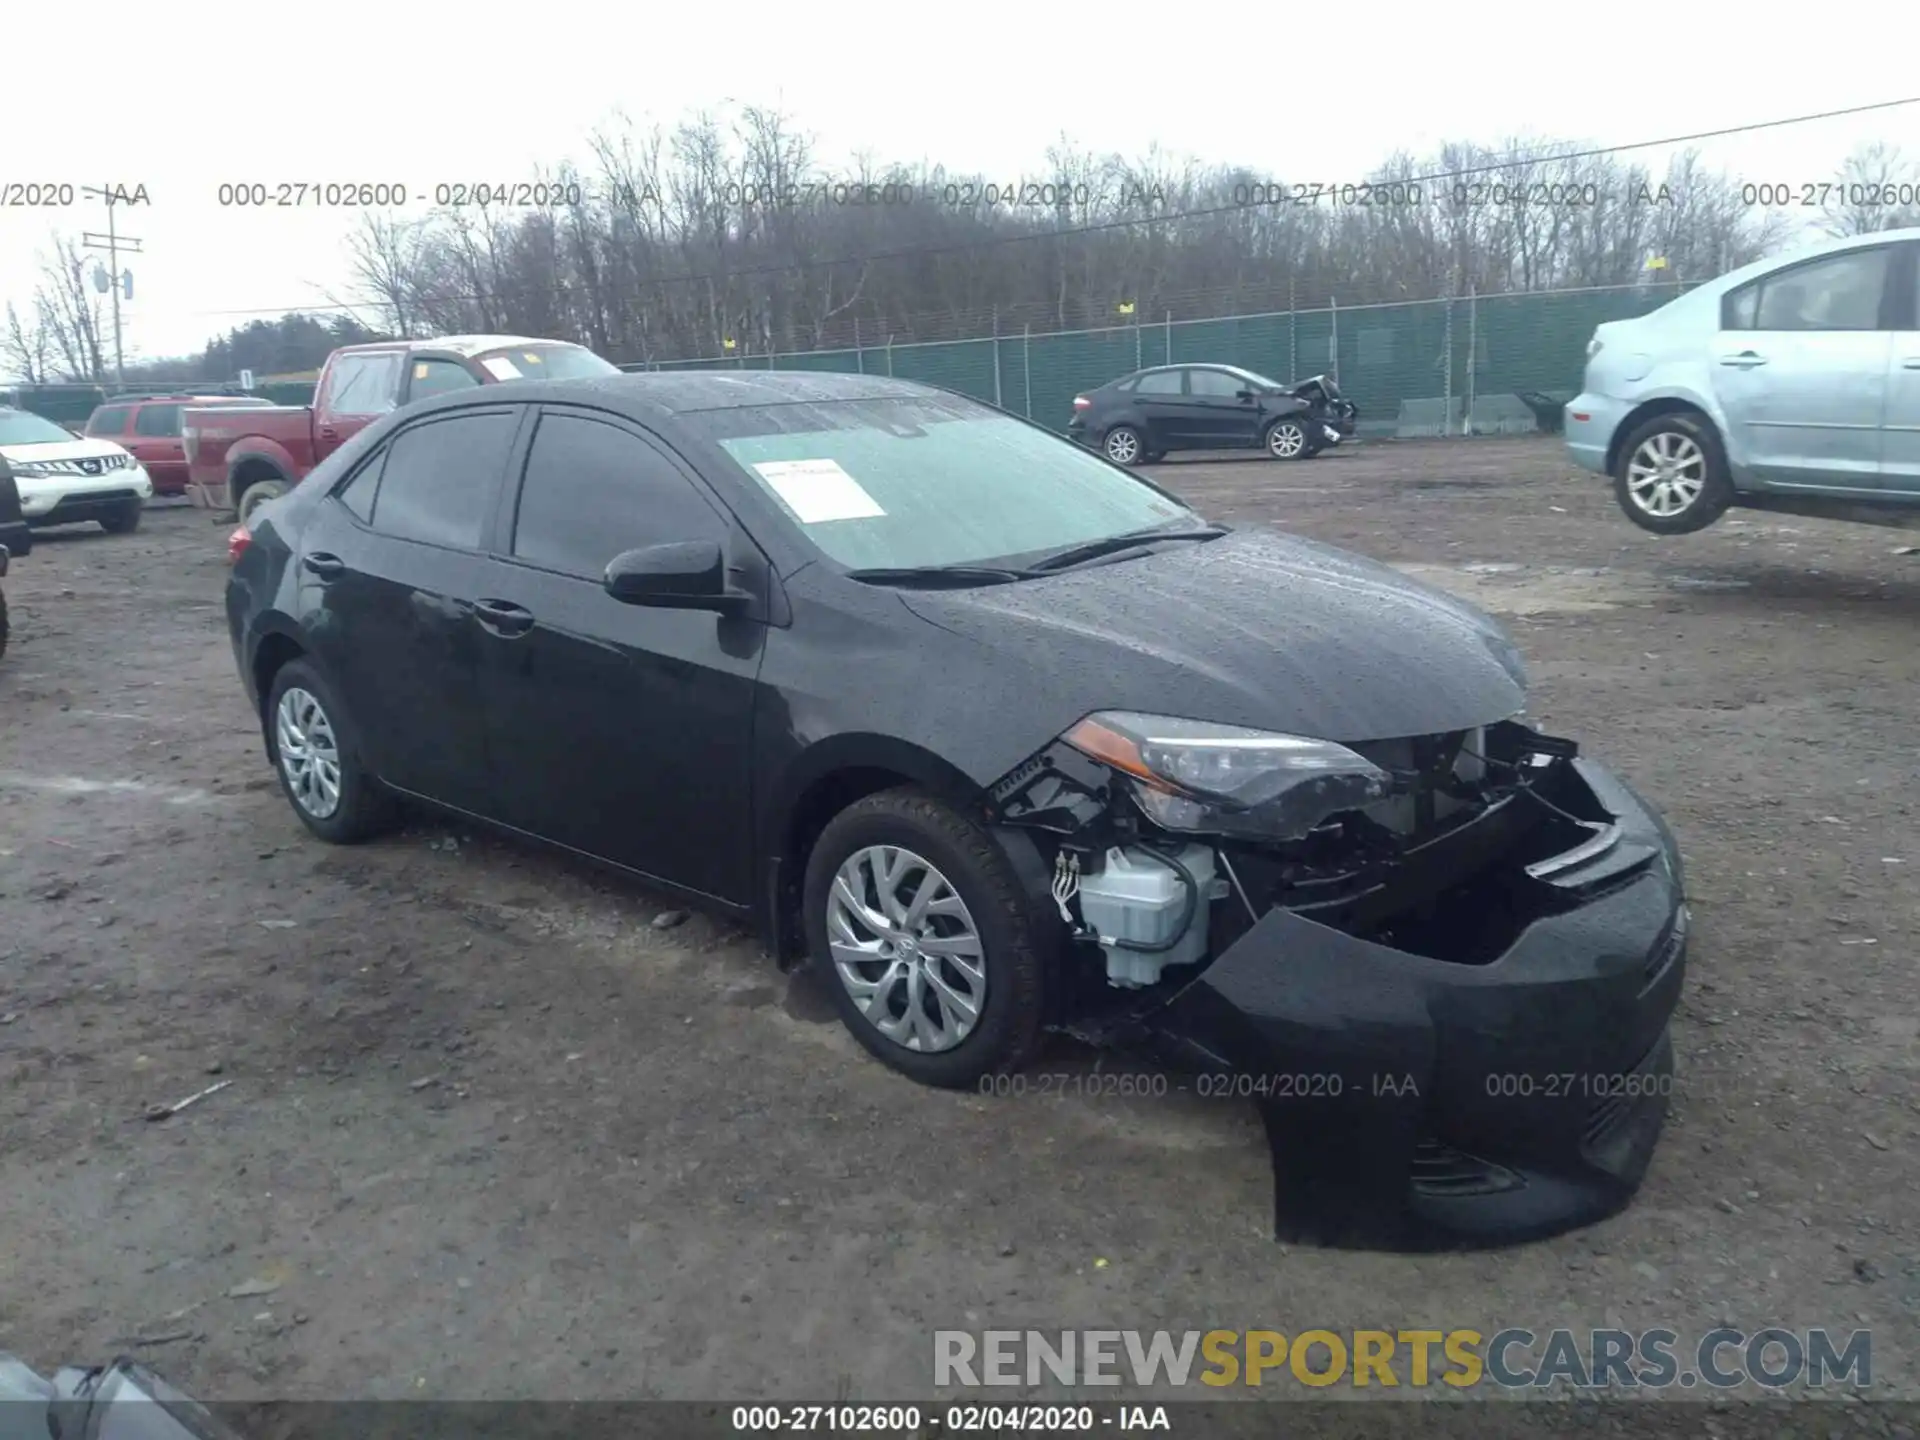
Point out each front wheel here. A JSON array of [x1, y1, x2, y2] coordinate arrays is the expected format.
[[1265, 417, 1310, 460], [99, 498, 143, 534], [1613, 413, 1733, 534], [1103, 425, 1145, 465], [803, 788, 1050, 1089]]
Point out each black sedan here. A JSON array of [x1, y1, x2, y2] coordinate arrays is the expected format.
[[1068, 364, 1356, 465], [224, 371, 1686, 1251]]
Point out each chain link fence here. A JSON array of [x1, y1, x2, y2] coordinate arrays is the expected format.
[[5, 281, 1691, 436], [634, 281, 1694, 437]]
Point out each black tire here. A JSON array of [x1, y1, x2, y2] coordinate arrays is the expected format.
[[0, 585, 9, 661], [1264, 416, 1310, 460], [1142, 449, 1166, 464], [237, 477, 288, 526], [1611, 412, 1734, 535], [803, 787, 1050, 1089], [263, 657, 397, 844], [98, 498, 143, 534], [1103, 425, 1145, 466]]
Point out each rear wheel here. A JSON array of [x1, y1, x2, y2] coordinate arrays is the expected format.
[[264, 658, 397, 844], [803, 788, 1049, 1089], [0, 586, 9, 661], [237, 477, 289, 526], [1612, 413, 1733, 535], [1103, 426, 1144, 465], [98, 498, 143, 534]]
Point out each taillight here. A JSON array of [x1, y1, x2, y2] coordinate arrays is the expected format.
[[1072, 396, 1090, 410], [227, 526, 251, 565]]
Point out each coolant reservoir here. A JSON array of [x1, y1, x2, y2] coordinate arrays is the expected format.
[[1076, 844, 1217, 988]]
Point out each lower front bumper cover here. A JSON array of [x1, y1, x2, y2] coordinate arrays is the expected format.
[[1145, 758, 1687, 1252]]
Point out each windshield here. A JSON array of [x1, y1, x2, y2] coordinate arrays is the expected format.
[[696, 395, 1199, 570], [476, 345, 619, 381], [0, 408, 82, 446]]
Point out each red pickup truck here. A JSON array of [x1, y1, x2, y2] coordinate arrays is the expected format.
[[184, 335, 619, 522]]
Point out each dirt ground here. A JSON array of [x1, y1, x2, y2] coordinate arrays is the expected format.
[[2, 436, 1918, 1407]]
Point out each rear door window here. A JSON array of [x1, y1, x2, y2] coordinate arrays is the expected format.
[[134, 403, 183, 437], [367, 409, 519, 550]]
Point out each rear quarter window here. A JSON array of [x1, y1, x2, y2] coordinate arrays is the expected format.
[[88, 405, 133, 435]]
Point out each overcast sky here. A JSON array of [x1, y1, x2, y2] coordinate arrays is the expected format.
[[3, 2, 1915, 374]]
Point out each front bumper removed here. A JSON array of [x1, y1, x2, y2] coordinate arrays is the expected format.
[[1145, 758, 1687, 1251]]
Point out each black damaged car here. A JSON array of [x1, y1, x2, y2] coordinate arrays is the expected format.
[[223, 372, 1687, 1252], [1068, 363, 1358, 464]]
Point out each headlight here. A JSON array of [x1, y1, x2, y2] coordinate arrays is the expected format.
[[10, 462, 50, 477], [1065, 710, 1393, 841]]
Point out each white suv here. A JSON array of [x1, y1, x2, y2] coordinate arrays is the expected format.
[[0, 405, 154, 534]]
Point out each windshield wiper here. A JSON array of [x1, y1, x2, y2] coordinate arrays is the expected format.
[[1027, 524, 1229, 574], [843, 564, 1039, 587]]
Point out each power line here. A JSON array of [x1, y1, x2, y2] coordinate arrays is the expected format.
[[184, 96, 1920, 324]]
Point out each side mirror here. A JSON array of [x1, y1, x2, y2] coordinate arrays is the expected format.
[[603, 540, 749, 615], [1236, 389, 1256, 401]]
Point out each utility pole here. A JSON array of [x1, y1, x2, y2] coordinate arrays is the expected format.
[[81, 185, 143, 388]]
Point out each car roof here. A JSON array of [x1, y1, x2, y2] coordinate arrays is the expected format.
[[333, 335, 589, 358], [415, 369, 941, 416]]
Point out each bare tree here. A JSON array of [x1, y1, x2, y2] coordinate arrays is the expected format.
[[23, 235, 109, 382], [1817, 141, 1920, 237], [328, 106, 1832, 365], [3, 302, 55, 384]]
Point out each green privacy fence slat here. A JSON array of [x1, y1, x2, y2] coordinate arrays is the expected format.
[[617, 281, 1698, 432]]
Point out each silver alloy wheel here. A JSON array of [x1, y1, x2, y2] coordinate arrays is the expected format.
[[1624, 431, 1706, 517], [827, 844, 986, 1054], [275, 686, 343, 819], [1267, 420, 1306, 458], [1105, 428, 1141, 464]]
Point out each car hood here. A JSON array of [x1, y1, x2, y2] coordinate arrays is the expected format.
[[898, 527, 1527, 749], [0, 437, 131, 464]]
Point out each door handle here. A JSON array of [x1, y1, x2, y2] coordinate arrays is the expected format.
[[473, 598, 535, 637], [1902, 357, 1920, 369], [318, 424, 339, 440], [302, 552, 345, 580], [1718, 351, 1767, 368]]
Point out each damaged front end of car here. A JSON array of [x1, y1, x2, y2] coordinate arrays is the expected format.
[[984, 712, 1688, 1252]]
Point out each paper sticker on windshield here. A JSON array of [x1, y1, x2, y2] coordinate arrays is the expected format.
[[480, 356, 522, 380], [752, 459, 885, 524]]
